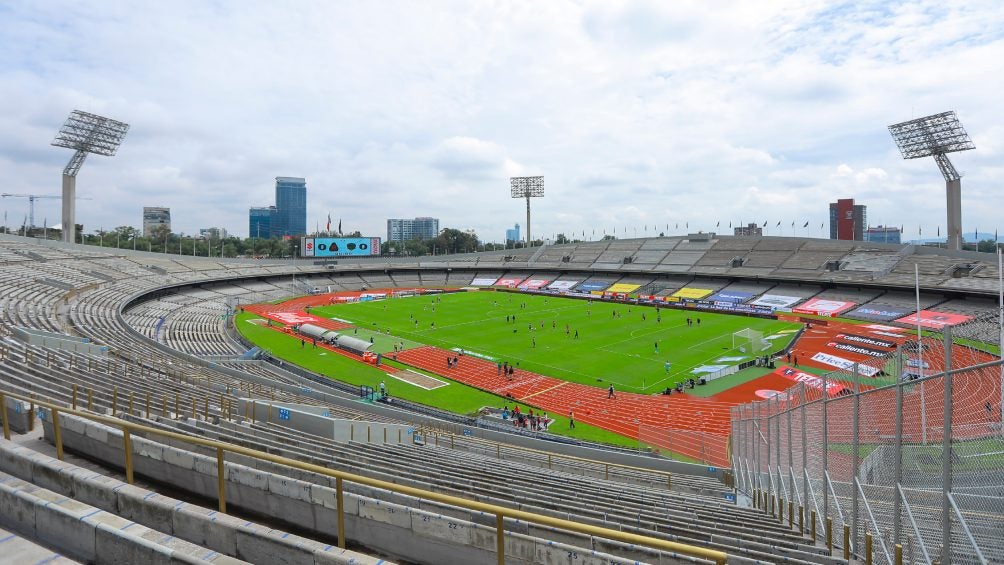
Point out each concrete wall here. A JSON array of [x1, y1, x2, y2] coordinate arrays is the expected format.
[[0, 467, 245, 564], [0, 439, 385, 565], [237, 399, 415, 445], [39, 412, 706, 565], [2, 396, 34, 434]]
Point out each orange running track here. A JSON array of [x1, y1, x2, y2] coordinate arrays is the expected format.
[[246, 292, 1001, 467], [398, 345, 734, 465]]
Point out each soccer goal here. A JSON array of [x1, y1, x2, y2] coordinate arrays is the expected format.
[[732, 328, 770, 354]]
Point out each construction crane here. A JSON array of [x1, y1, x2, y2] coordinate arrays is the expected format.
[[0, 193, 93, 229]]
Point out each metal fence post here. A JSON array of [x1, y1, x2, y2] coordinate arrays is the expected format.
[[775, 395, 782, 498], [753, 401, 761, 496], [122, 428, 134, 484], [216, 447, 226, 513], [852, 362, 861, 556], [0, 393, 9, 440], [821, 370, 829, 531], [800, 383, 808, 527], [787, 389, 793, 501], [336, 477, 346, 549], [893, 346, 904, 547], [52, 408, 64, 460], [496, 511, 506, 565], [941, 328, 954, 565]]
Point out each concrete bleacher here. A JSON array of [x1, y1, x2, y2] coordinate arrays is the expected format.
[[658, 239, 713, 273], [0, 439, 382, 564], [837, 247, 903, 275], [38, 410, 840, 565], [4, 233, 1004, 563], [0, 525, 79, 564]]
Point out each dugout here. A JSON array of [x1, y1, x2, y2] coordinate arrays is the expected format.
[[297, 323, 338, 344], [332, 334, 373, 355]]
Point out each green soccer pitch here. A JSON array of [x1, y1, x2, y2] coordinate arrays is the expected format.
[[310, 291, 800, 394]]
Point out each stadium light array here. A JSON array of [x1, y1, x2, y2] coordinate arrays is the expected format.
[[510, 176, 544, 246], [888, 111, 974, 250], [51, 110, 130, 243]]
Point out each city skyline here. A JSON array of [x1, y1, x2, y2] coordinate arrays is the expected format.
[[1, 2, 1002, 239]]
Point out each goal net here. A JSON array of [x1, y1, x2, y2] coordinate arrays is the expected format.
[[732, 328, 769, 353]]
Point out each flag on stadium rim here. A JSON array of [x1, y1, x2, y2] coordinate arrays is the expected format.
[[716, 221, 720, 227], [803, 221, 809, 227], [763, 220, 768, 227], [338, 218, 342, 235], [326, 213, 331, 232], [776, 221, 781, 227], [791, 221, 795, 227]]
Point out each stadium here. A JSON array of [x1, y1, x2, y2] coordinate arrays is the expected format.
[[1, 230, 1002, 564]]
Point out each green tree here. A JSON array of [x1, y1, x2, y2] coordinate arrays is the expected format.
[[432, 228, 479, 254], [977, 239, 1001, 253]]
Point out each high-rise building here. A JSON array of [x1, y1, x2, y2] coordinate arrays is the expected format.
[[249, 206, 275, 239], [734, 222, 763, 237], [829, 198, 867, 241], [387, 217, 440, 242], [199, 227, 228, 240], [142, 207, 171, 237], [273, 177, 307, 237], [864, 226, 901, 244], [505, 223, 521, 243]]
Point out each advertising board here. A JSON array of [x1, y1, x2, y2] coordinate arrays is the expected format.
[[894, 310, 973, 329], [494, 277, 525, 288], [707, 290, 753, 303], [750, 295, 803, 309], [845, 303, 914, 322], [672, 287, 714, 300], [792, 298, 856, 317], [301, 237, 381, 257], [547, 280, 578, 290], [519, 279, 551, 290], [606, 283, 641, 293]]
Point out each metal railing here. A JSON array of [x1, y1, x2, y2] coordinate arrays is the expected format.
[[732, 324, 1003, 565], [0, 389, 727, 565]]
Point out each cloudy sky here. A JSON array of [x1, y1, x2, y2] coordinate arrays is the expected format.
[[1, 1, 1002, 241]]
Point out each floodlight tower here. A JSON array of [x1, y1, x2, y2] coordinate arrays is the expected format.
[[888, 111, 974, 251], [51, 110, 130, 243], [510, 176, 544, 246]]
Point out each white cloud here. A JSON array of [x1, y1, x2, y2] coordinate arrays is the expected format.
[[0, 0, 1002, 242]]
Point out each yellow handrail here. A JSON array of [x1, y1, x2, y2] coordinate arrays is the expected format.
[[1, 389, 727, 565]]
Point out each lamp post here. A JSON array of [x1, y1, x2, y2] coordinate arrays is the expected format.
[[510, 176, 544, 247], [888, 111, 974, 251], [51, 110, 129, 243]]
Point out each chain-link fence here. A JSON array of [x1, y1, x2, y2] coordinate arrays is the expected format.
[[732, 315, 1004, 564]]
